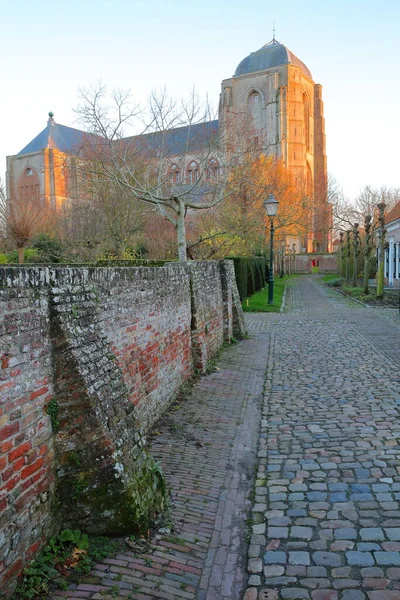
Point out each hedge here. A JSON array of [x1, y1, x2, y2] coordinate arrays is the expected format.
[[226, 257, 268, 301]]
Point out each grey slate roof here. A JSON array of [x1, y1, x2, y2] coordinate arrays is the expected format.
[[17, 118, 219, 158], [124, 120, 219, 156], [17, 120, 97, 156], [234, 40, 312, 80]]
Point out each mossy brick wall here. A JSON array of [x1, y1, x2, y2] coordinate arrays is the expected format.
[[0, 261, 245, 596], [188, 261, 224, 372], [0, 269, 56, 596]]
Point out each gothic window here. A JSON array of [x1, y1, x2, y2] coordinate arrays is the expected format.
[[247, 91, 263, 129], [303, 93, 311, 151], [186, 161, 199, 184], [25, 167, 33, 176]]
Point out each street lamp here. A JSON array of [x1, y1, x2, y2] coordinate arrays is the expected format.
[[264, 194, 279, 305]]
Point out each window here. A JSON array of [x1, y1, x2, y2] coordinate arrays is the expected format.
[[303, 93, 310, 151], [247, 91, 263, 128], [25, 167, 33, 176], [186, 161, 199, 184], [170, 165, 181, 184], [206, 159, 220, 181]]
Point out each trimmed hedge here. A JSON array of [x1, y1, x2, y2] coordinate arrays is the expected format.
[[226, 257, 268, 301]]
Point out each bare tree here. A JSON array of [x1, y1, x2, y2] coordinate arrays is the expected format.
[[0, 181, 53, 264], [73, 84, 245, 262], [60, 176, 151, 260]]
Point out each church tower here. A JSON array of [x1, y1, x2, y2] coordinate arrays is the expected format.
[[219, 39, 330, 252]]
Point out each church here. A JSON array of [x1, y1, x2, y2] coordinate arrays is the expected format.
[[6, 38, 331, 253]]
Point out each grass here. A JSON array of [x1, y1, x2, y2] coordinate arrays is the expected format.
[[242, 275, 295, 312], [321, 273, 341, 282]]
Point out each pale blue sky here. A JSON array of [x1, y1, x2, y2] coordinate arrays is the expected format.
[[2, 0, 399, 199]]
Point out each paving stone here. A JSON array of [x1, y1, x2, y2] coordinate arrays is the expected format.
[[385, 528, 400, 540], [311, 592, 338, 600], [361, 567, 384, 577], [357, 543, 381, 551], [360, 528, 385, 541], [332, 579, 361, 589], [307, 567, 327, 577], [367, 593, 400, 599], [374, 552, 400, 565], [280, 590, 310, 599], [291, 526, 314, 540], [243, 588, 258, 600], [346, 551, 375, 566], [248, 558, 263, 573], [334, 528, 357, 539], [288, 552, 311, 565], [263, 551, 286, 564], [341, 592, 366, 600], [313, 552, 342, 567], [263, 565, 284, 577]]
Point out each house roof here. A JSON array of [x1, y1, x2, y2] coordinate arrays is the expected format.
[[16, 114, 219, 158], [234, 39, 312, 80], [386, 201, 400, 224]]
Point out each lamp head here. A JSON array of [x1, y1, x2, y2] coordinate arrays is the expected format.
[[263, 193, 279, 217]]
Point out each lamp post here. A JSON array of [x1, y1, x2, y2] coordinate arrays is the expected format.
[[264, 194, 279, 305]]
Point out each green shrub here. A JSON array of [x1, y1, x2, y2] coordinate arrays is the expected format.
[[326, 278, 343, 287], [6, 248, 39, 263], [0, 253, 8, 264], [227, 256, 268, 301], [31, 234, 64, 263]]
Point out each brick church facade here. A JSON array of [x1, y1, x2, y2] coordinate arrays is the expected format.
[[6, 39, 331, 252]]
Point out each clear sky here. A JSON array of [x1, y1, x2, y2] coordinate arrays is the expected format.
[[1, 0, 399, 199]]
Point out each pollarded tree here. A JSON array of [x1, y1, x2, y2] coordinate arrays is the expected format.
[[73, 84, 248, 262], [0, 179, 54, 263]]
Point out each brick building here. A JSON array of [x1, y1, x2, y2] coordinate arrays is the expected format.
[[6, 39, 331, 252]]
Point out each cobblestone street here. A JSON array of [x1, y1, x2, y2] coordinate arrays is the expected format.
[[245, 277, 400, 600], [51, 276, 400, 600]]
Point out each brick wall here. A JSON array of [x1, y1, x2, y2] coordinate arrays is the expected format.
[[0, 261, 245, 596], [0, 269, 56, 596], [291, 253, 339, 274]]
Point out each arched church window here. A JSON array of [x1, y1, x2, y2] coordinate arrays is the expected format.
[[303, 93, 311, 151], [186, 161, 199, 184], [25, 167, 33, 176], [247, 91, 263, 129]]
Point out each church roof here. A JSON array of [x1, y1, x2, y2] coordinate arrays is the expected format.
[[234, 39, 312, 80], [17, 115, 219, 158], [17, 115, 98, 156], [125, 120, 219, 156]]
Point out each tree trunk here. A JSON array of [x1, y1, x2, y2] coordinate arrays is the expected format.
[[18, 246, 25, 264], [176, 200, 188, 262], [363, 253, 369, 295], [352, 246, 357, 287], [376, 238, 385, 299]]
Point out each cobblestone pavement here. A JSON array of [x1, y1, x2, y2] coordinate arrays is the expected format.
[[245, 276, 400, 600], [51, 334, 268, 600]]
